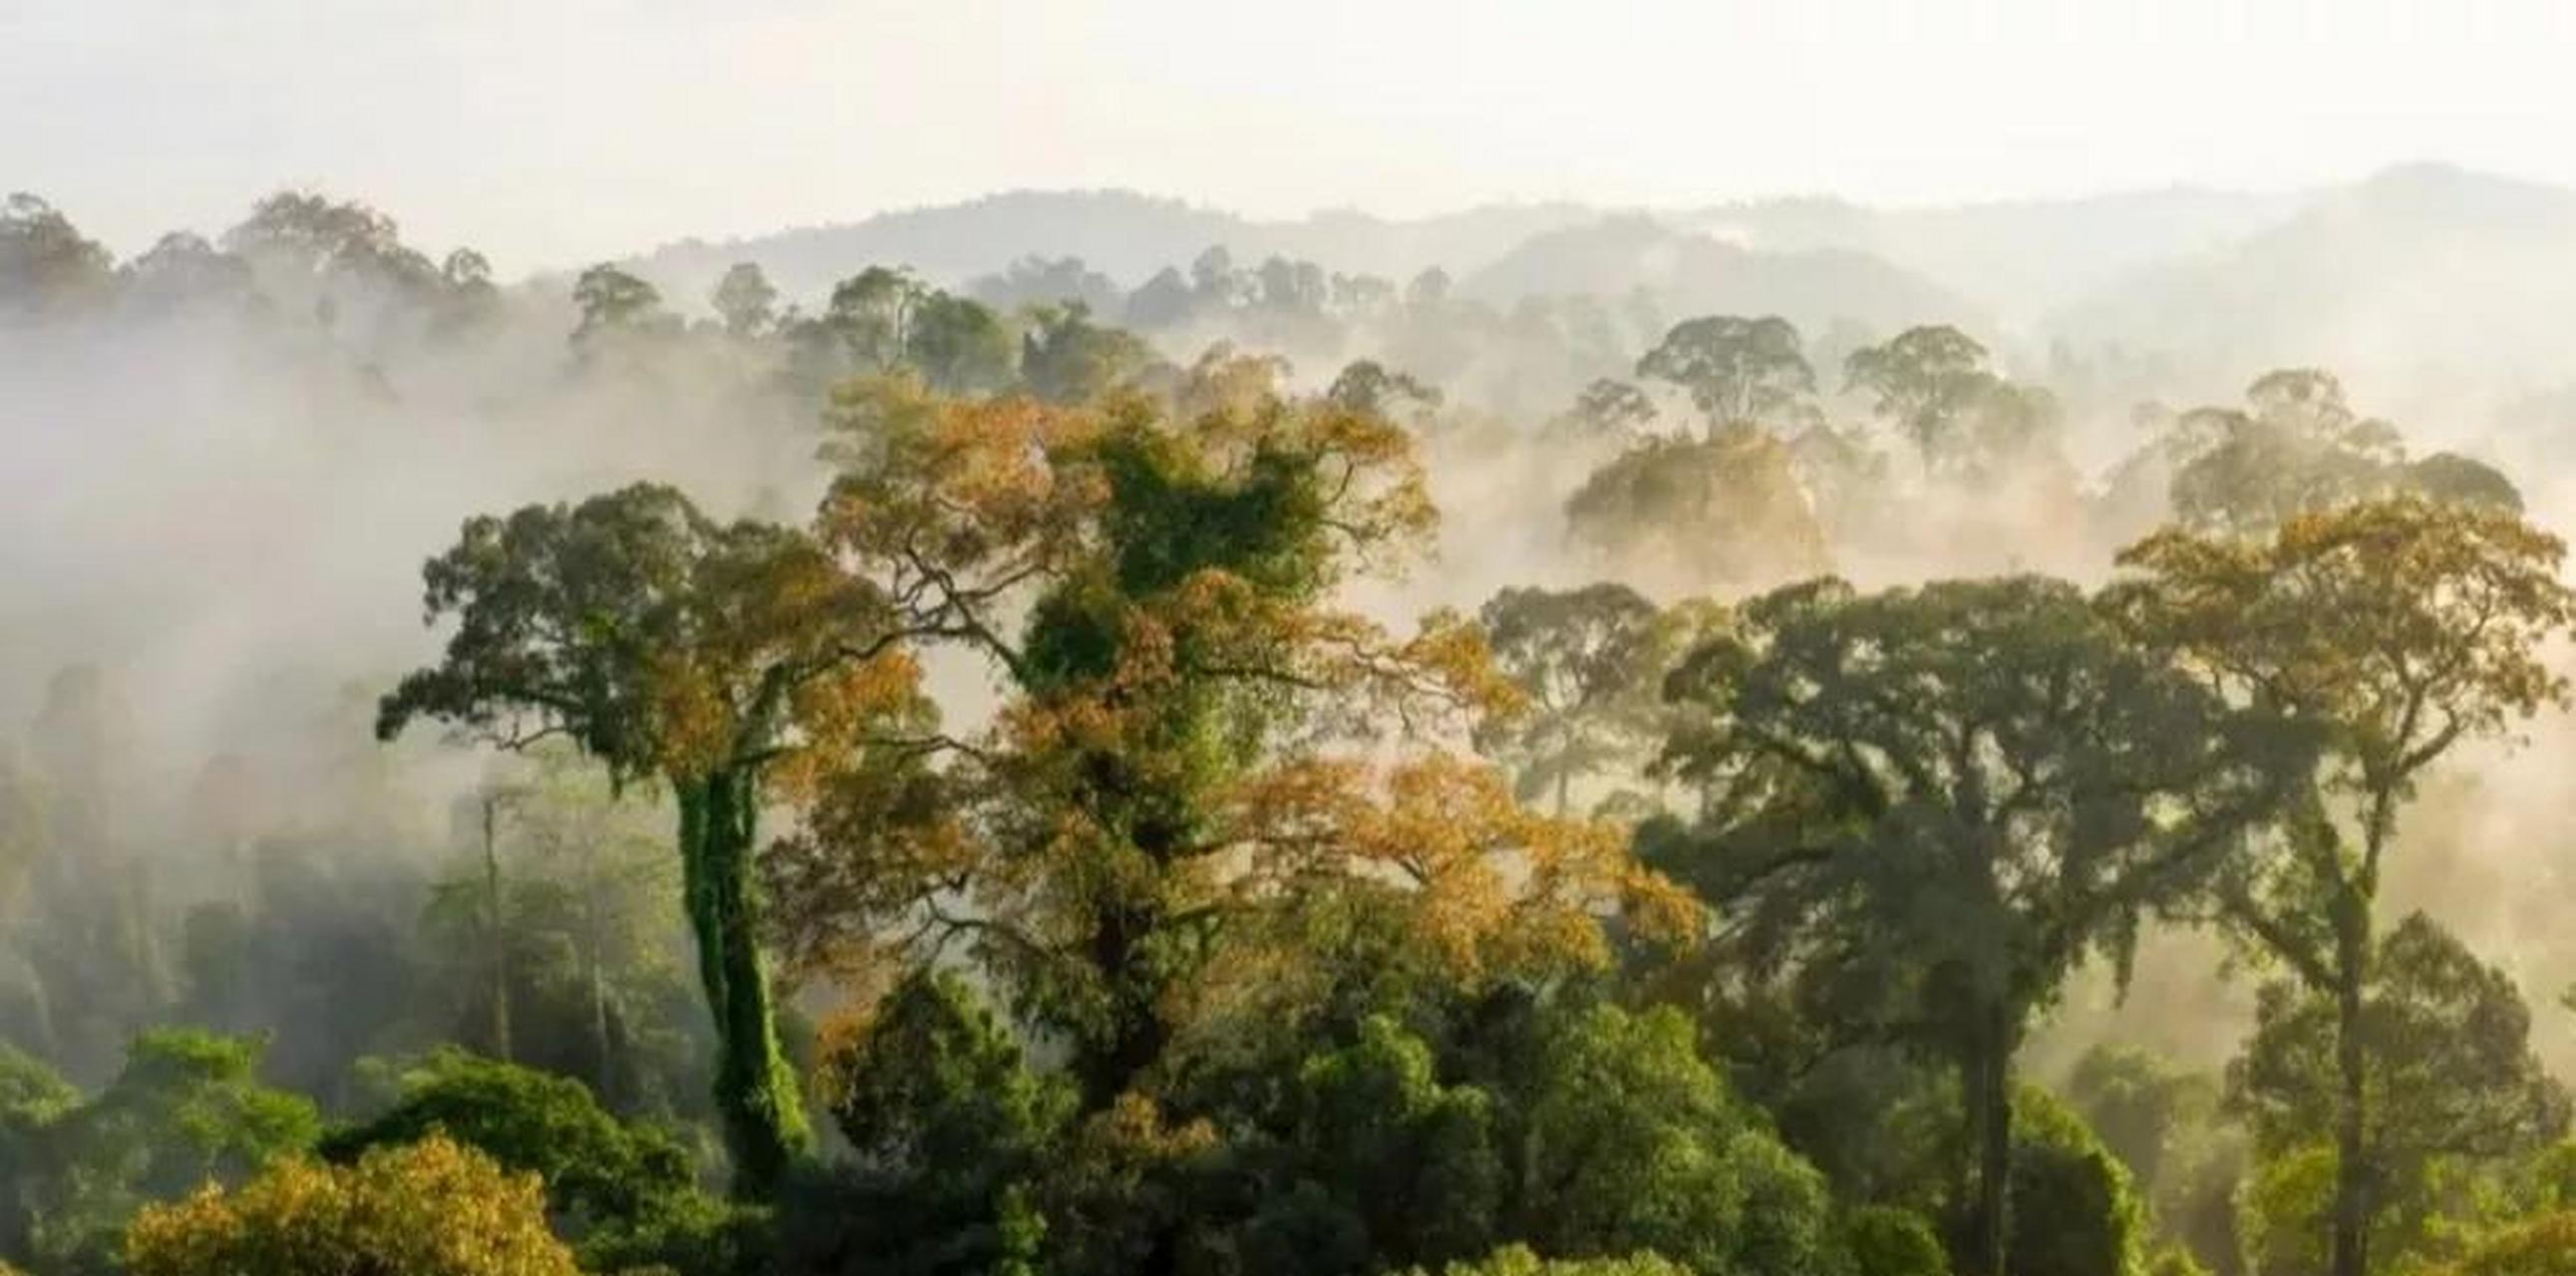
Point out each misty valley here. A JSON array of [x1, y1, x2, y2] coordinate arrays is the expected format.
[[7, 171, 2576, 1276]]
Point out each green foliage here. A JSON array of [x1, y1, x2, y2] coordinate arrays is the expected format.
[[1841, 324, 2057, 477], [2066, 1045, 2246, 1276], [1472, 583, 1692, 814], [776, 971, 1071, 1276], [1636, 315, 1815, 431], [1841, 1205, 1950, 1276], [2429, 1209, 2576, 1276], [1653, 571, 2298, 1276], [1250, 1016, 1502, 1271], [12, 1030, 318, 1274], [2148, 370, 2520, 538], [1563, 427, 1831, 588], [1501, 1002, 1834, 1276], [572, 263, 667, 342], [1411, 1245, 1696, 1276], [1020, 301, 1156, 404], [2232, 913, 2568, 1168], [319, 1050, 694, 1227], [2012, 1087, 2150, 1276]]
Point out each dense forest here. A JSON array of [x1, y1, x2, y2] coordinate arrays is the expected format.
[[6, 181, 2576, 1276]]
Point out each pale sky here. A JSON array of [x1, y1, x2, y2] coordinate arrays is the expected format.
[[8, 0, 2576, 274]]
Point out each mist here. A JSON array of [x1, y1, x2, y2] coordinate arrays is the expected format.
[[8, 154, 2576, 1276]]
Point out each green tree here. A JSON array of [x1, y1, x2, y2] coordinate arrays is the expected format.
[[1652, 575, 2300, 1276], [1326, 359, 1443, 421], [320, 1050, 695, 1232], [1563, 428, 1831, 590], [20, 1030, 319, 1273], [0, 193, 114, 311], [376, 483, 932, 1193], [1546, 379, 1659, 443], [1636, 315, 1815, 435], [1018, 301, 1155, 405], [1411, 1245, 1694, 1276], [1242, 1015, 1503, 1272], [780, 970, 1074, 1276], [904, 291, 1016, 394], [710, 262, 779, 338], [570, 263, 666, 343], [2145, 370, 2517, 539], [2066, 1045, 2245, 1276], [2105, 498, 2576, 1276], [826, 265, 926, 369], [1472, 584, 1699, 814], [2230, 914, 2567, 1268], [1491, 1002, 1834, 1276]]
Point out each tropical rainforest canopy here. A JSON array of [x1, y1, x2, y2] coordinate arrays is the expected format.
[[4, 183, 2576, 1276]]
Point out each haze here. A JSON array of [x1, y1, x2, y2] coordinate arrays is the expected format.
[[12, 0, 2576, 271]]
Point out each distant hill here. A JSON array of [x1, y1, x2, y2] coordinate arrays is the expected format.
[[623, 189, 1601, 309], [2044, 164, 2576, 410], [1677, 187, 2300, 325], [1457, 213, 1986, 342]]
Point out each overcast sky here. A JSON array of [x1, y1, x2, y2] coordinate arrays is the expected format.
[[8, 0, 2575, 273]]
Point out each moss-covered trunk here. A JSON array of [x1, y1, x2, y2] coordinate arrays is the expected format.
[[676, 768, 809, 1195]]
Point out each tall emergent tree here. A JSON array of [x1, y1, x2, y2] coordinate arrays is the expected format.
[[2104, 496, 2575, 1276], [377, 482, 930, 1192], [1635, 315, 1815, 435], [1649, 575, 2303, 1276], [766, 368, 1693, 1108]]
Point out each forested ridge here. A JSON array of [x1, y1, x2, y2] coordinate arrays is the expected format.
[[7, 186, 2576, 1276]]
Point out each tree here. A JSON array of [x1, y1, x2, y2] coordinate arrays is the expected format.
[[710, 262, 779, 337], [569, 263, 665, 343], [16, 1030, 319, 1273], [1326, 359, 1443, 421], [827, 265, 926, 369], [1488, 1002, 1835, 1276], [2104, 497, 2576, 1276], [1546, 379, 1658, 443], [2230, 913, 2567, 1266], [376, 482, 931, 1193], [1018, 302, 1155, 405], [770, 381, 1691, 1116], [779, 970, 1074, 1276], [1244, 1015, 1503, 1272], [124, 1134, 580, 1276], [2143, 370, 2517, 538], [905, 291, 1016, 394], [0, 194, 114, 311], [319, 1050, 706, 1249], [1473, 584, 1699, 814], [1562, 427, 1831, 590], [2066, 1045, 2243, 1276], [1651, 575, 2302, 1276], [1843, 326, 1989, 464], [1635, 316, 1814, 434], [1410, 1247, 1693, 1276]]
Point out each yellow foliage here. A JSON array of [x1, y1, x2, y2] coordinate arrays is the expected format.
[[124, 1134, 579, 1276]]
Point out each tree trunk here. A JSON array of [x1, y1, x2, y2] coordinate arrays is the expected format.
[[482, 796, 511, 1063], [1078, 895, 1171, 1108], [1968, 1000, 2017, 1276], [2330, 895, 2372, 1276], [677, 769, 809, 1195]]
